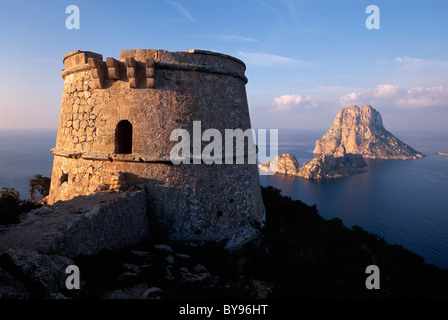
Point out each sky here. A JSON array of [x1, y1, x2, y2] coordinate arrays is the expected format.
[[0, 0, 447, 133]]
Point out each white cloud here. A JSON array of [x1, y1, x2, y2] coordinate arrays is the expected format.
[[394, 56, 425, 64], [237, 52, 310, 67], [165, 0, 196, 23], [340, 84, 448, 108], [273, 94, 320, 110], [373, 84, 402, 98], [393, 56, 448, 69]]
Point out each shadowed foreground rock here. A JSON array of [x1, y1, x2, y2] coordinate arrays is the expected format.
[[1, 186, 448, 299], [0, 250, 74, 298], [0, 190, 149, 298]]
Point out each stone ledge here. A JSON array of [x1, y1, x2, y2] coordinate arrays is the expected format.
[[61, 62, 97, 79], [51, 148, 258, 164], [61, 49, 248, 86], [185, 49, 246, 69], [0, 190, 149, 259], [155, 61, 248, 84], [50, 148, 172, 163]]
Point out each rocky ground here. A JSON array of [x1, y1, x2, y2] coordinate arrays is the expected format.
[[0, 239, 273, 300], [2, 186, 448, 300], [71, 241, 273, 300]]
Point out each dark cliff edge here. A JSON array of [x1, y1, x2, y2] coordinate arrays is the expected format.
[[2, 186, 446, 301]]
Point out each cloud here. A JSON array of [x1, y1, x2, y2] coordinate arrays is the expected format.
[[201, 34, 258, 43], [273, 94, 320, 110], [394, 56, 425, 64], [339, 84, 448, 108], [237, 52, 310, 67], [165, 0, 196, 23], [394, 56, 448, 67]]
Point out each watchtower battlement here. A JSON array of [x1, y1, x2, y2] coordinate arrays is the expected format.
[[61, 49, 247, 91]]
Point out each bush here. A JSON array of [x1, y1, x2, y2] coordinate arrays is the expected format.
[[29, 174, 51, 203], [0, 188, 23, 225], [0, 188, 40, 225]]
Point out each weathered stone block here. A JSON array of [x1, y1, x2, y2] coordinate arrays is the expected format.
[[80, 120, 88, 129], [0, 191, 149, 258], [0, 249, 74, 297]]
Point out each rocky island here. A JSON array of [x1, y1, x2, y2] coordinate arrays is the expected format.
[[258, 153, 300, 176], [259, 153, 367, 180], [260, 104, 423, 179], [314, 104, 424, 159], [297, 153, 367, 180]]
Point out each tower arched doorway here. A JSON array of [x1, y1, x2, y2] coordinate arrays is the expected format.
[[115, 120, 133, 154]]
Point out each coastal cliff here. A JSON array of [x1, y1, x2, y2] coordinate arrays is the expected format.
[[314, 105, 424, 159]]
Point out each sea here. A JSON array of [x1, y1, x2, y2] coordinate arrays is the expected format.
[[259, 129, 448, 270], [0, 128, 447, 269]]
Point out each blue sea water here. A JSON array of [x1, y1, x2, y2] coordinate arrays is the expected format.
[[0, 129, 56, 199], [0, 129, 447, 269], [259, 129, 448, 270]]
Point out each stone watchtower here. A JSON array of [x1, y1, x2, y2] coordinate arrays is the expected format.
[[48, 49, 265, 247]]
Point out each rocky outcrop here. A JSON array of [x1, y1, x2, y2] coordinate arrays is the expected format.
[[0, 250, 75, 298], [0, 190, 150, 298], [0, 190, 149, 259], [296, 153, 367, 180], [258, 153, 300, 175], [0, 267, 29, 299], [259, 153, 367, 180], [92, 243, 273, 300], [0, 240, 274, 299], [314, 105, 424, 159]]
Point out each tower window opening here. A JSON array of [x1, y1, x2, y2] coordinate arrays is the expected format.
[[115, 120, 133, 154]]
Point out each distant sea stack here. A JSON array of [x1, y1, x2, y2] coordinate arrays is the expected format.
[[258, 153, 300, 176], [259, 153, 367, 180], [314, 105, 424, 160], [297, 153, 367, 180]]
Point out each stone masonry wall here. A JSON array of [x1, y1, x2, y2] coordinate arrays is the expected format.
[[49, 49, 265, 247]]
